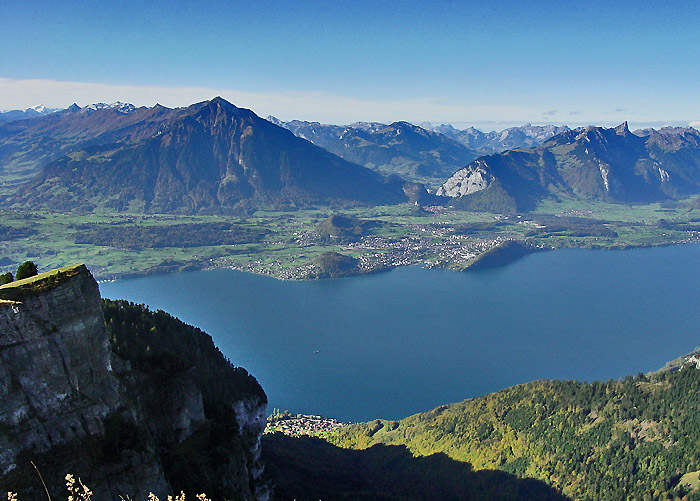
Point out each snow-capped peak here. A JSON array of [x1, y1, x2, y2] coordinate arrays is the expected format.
[[27, 104, 48, 113], [82, 101, 136, 115], [0, 104, 60, 122]]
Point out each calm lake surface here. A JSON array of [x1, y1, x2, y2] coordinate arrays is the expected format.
[[100, 244, 700, 422]]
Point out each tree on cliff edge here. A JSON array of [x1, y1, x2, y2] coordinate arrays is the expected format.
[[16, 261, 38, 280]]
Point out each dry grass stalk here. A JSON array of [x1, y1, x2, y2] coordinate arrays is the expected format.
[[9, 476, 209, 501]]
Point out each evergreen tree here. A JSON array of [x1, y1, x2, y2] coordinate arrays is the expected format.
[[15, 261, 38, 280]]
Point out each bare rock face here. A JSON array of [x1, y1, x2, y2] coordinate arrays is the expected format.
[[0, 265, 268, 500], [0, 266, 120, 474], [437, 159, 494, 197]]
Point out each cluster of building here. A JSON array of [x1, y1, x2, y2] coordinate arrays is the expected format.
[[265, 413, 347, 437], [345, 232, 509, 271]]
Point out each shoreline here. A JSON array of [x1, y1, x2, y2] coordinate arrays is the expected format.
[[94, 238, 700, 283]]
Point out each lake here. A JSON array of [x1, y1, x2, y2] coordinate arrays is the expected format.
[[99, 244, 700, 422]]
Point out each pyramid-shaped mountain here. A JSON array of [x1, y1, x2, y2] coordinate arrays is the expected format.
[[3, 98, 410, 213], [438, 123, 700, 212]]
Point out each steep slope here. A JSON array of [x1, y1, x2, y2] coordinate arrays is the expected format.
[[270, 117, 478, 183], [3, 98, 409, 213], [438, 123, 700, 211], [327, 360, 700, 500], [0, 102, 177, 190], [0, 265, 268, 500], [263, 434, 568, 500]]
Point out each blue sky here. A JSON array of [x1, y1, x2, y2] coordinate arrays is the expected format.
[[2, 0, 699, 130]]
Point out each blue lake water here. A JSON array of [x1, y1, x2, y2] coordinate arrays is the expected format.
[[99, 244, 700, 422]]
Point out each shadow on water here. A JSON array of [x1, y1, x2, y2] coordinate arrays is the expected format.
[[263, 434, 569, 500]]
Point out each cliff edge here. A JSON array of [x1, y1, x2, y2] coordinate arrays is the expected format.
[[0, 265, 268, 500]]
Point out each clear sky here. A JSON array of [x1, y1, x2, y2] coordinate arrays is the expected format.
[[2, 0, 699, 130]]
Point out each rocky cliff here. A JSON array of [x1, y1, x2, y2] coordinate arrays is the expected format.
[[0, 265, 268, 500], [439, 123, 700, 212]]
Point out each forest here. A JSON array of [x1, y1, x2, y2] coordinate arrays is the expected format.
[[326, 364, 700, 500], [103, 299, 266, 403], [73, 222, 268, 249]]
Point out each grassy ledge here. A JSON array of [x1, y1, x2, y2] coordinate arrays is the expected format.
[[0, 264, 87, 302]]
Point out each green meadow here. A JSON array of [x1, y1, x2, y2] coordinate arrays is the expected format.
[[2, 197, 699, 281]]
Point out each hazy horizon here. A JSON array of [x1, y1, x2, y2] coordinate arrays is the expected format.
[[3, 1, 699, 129], [1, 90, 694, 133]]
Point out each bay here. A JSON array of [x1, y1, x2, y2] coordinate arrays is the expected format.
[[99, 244, 700, 422]]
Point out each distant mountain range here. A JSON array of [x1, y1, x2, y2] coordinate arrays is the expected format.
[[268, 117, 479, 184], [0, 102, 578, 197], [0, 102, 137, 125], [0, 101, 177, 188], [438, 123, 700, 212], [0, 104, 61, 122], [0, 102, 135, 122], [268, 118, 575, 185], [4, 98, 700, 215], [0, 98, 410, 213], [424, 123, 571, 154]]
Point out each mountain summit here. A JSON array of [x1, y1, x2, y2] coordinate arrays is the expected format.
[[2, 97, 410, 213], [427, 123, 571, 154], [438, 124, 700, 212], [270, 117, 479, 183]]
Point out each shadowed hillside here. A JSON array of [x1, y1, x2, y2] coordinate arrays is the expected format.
[[328, 363, 700, 500], [263, 434, 569, 500]]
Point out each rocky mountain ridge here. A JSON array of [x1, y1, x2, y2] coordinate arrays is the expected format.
[[0, 265, 268, 500], [0, 105, 62, 122], [438, 122, 700, 212], [0, 97, 410, 213], [268, 117, 479, 183], [426, 123, 571, 154]]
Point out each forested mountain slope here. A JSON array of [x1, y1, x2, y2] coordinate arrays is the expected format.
[[327, 360, 700, 500]]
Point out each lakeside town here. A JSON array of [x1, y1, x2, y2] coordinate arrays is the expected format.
[[4, 203, 700, 283], [265, 411, 347, 437]]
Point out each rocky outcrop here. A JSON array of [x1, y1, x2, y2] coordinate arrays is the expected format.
[[439, 124, 700, 212], [0, 266, 120, 474], [436, 159, 493, 197], [0, 265, 268, 500]]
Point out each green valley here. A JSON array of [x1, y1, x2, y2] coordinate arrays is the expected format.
[[5, 1, 700, 499], [2, 197, 700, 281]]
